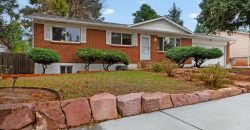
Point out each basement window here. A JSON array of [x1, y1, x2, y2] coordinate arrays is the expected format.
[[111, 32, 132, 45], [52, 27, 80, 43], [158, 37, 181, 51], [60, 66, 73, 74]]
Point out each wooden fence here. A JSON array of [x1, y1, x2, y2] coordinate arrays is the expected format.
[[0, 52, 34, 74]]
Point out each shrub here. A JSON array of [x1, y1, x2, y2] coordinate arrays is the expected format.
[[162, 60, 178, 77], [191, 46, 223, 68], [165, 47, 192, 68], [100, 50, 129, 71], [152, 63, 164, 72], [182, 70, 196, 81], [196, 65, 232, 89], [76, 48, 101, 71], [0, 65, 12, 74], [27, 48, 60, 74]]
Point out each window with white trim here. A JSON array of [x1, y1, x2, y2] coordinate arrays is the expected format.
[[111, 32, 132, 45], [60, 66, 73, 74], [52, 27, 80, 42], [157, 37, 181, 51]]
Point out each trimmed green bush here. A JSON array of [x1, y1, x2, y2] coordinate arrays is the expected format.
[[76, 48, 101, 71], [27, 48, 60, 74], [100, 50, 129, 71], [191, 46, 223, 68], [165, 47, 192, 68], [196, 64, 232, 89], [166, 46, 223, 68]]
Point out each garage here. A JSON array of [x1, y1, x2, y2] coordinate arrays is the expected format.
[[192, 38, 227, 67]]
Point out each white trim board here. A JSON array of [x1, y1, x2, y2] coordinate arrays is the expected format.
[[34, 63, 138, 74]]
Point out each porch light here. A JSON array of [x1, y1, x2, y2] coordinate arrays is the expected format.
[[154, 37, 157, 42]]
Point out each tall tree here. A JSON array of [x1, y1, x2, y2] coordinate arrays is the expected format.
[[194, 23, 208, 34], [20, 0, 104, 47], [167, 3, 184, 26], [20, 0, 103, 20], [132, 4, 159, 23], [197, 0, 250, 34], [0, 0, 28, 52], [66, 0, 103, 19], [0, 0, 19, 22]]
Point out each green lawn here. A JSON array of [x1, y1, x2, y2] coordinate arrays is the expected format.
[[0, 71, 206, 99]]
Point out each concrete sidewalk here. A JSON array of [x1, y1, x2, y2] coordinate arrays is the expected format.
[[73, 94, 250, 130]]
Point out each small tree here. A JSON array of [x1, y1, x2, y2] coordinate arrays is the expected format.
[[100, 50, 129, 71], [191, 46, 223, 68], [165, 47, 192, 68], [27, 48, 60, 74], [76, 48, 101, 71]]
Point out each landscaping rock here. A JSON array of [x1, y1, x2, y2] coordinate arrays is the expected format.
[[142, 92, 173, 113], [170, 94, 188, 107], [194, 91, 210, 102], [0, 103, 36, 130], [230, 87, 242, 96], [241, 87, 248, 93], [117, 93, 142, 117], [157, 92, 173, 109], [186, 93, 200, 105], [204, 90, 222, 100], [219, 88, 231, 98], [90, 93, 118, 122], [61, 97, 91, 127], [234, 81, 250, 90], [35, 101, 66, 130]]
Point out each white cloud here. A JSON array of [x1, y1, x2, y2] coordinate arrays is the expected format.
[[103, 8, 115, 15], [189, 13, 198, 19], [137, 0, 145, 4]]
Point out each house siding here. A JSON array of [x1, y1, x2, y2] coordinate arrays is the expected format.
[[232, 57, 248, 66], [34, 23, 140, 64], [34, 23, 193, 65]]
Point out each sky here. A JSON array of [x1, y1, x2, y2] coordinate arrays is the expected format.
[[18, 0, 201, 32]]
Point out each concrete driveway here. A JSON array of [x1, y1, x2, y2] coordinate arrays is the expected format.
[[73, 94, 250, 130]]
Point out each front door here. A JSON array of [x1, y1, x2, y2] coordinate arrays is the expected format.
[[140, 35, 151, 60]]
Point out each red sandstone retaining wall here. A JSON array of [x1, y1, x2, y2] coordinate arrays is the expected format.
[[0, 81, 249, 129]]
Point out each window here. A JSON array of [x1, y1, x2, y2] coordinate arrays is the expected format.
[[60, 66, 73, 74], [111, 33, 121, 45], [52, 27, 80, 42], [158, 37, 181, 51], [111, 33, 132, 45]]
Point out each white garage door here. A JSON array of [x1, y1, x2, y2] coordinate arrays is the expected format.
[[193, 45, 225, 66]]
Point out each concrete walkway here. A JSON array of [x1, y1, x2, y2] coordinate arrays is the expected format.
[[73, 94, 250, 130]]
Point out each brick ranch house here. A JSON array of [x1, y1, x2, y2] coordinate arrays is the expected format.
[[28, 14, 234, 74]]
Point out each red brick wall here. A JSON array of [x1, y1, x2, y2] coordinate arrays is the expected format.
[[181, 38, 192, 64], [34, 23, 140, 64], [34, 23, 193, 64], [232, 57, 248, 66]]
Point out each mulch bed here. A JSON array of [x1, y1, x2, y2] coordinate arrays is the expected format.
[[0, 87, 60, 104]]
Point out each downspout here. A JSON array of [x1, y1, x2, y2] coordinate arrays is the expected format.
[[226, 40, 236, 67], [32, 18, 34, 48]]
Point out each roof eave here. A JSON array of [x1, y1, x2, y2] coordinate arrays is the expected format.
[[28, 15, 234, 42]]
